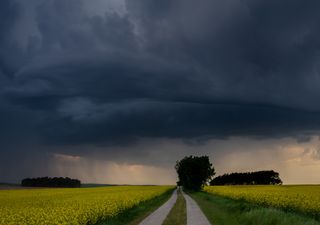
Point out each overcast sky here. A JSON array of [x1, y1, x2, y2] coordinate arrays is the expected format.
[[1, 0, 320, 184]]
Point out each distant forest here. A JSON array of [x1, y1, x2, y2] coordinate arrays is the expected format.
[[21, 177, 81, 188], [210, 170, 282, 185]]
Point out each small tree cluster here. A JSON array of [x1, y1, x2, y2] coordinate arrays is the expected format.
[[21, 177, 81, 188], [210, 170, 282, 185], [175, 155, 215, 191]]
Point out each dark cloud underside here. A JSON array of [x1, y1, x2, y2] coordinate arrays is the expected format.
[[1, 0, 320, 182]]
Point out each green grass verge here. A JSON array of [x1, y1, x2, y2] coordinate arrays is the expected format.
[[190, 192, 320, 225], [163, 189, 187, 225], [97, 188, 174, 225]]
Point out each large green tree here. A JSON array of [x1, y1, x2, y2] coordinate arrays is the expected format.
[[175, 155, 215, 191]]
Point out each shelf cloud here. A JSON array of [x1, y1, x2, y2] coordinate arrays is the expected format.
[[1, 0, 320, 184]]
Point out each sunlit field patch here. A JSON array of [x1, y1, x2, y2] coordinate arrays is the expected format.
[[205, 185, 320, 216], [0, 186, 173, 225]]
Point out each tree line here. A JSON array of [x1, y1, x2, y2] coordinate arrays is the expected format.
[[175, 155, 283, 191], [21, 177, 81, 188], [210, 170, 282, 185], [175, 155, 215, 191]]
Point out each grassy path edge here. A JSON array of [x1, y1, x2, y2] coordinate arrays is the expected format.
[[162, 188, 187, 225], [97, 188, 174, 225], [190, 191, 320, 225]]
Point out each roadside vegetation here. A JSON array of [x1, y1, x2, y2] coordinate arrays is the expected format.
[[175, 155, 215, 191], [163, 188, 187, 225], [205, 185, 320, 217], [98, 188, 173, 225], [191, 191, 320, 225]]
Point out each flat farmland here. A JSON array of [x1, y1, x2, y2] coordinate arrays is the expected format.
[[205, 185, 320, 216], [0, 186, 173, 225]]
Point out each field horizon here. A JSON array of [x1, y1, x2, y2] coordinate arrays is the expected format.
[[2, 0, 320, 224]]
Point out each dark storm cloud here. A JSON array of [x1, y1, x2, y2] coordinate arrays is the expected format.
[[1, 0, 320, 150], [0, 0, 21, 76]]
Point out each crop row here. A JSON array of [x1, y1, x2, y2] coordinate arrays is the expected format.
[[0, 186, 173, 225], [205, 185, 320, 216]]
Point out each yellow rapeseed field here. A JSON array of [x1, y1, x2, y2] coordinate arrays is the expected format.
[[205, 185, 320, 216], [0, 185, 173, 225]]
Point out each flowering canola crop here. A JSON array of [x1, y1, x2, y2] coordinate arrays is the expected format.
[[0, 186, 173, 225], [205, 185, 320, 216]]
